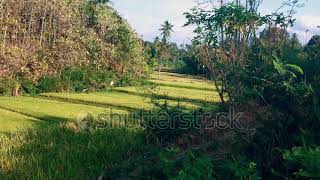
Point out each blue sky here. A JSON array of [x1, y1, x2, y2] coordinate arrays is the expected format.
[[112, 0, 320, 44]]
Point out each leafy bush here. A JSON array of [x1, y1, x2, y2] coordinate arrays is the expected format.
[[158, 149, 214, 179], [21, 80, 38, 95], [0, 78, 15, 96], [104, 148, 214, 179], [213, 156, 260, 180], [0, 78, 22, 96], [62, 68, 89, 92], [117, 73, 145, 87], [37, 76, 65, 93], [283, 146, 320, 178], [143, 104, 200, 146], [0, 65, 149, 96]]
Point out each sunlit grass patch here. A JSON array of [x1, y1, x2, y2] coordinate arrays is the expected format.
[[151, 72, 210, 83], [150, 79, 215, 91], [41, 91, 154, 110], [115, 85, 220, 103], [150, 72, 214, 91], [0, 97, 127, 122], [41, 91, 203, 111], [0, 109, 44, 133]]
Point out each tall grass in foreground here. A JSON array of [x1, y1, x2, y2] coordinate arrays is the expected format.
[[0, 123, 145, 179]]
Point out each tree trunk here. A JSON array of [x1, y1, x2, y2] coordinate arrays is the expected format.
[[158, 65, 161, 80], [40, 9, 47, 47], [2, 28, 6, 55], [28, 6, 34, 48], [11, 86, 20, 97], [205, 47, 226, 105]]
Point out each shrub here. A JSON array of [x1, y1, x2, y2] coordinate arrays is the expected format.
[[21, 80, 38, 95], [283, 146, 320, 178], [103, 148, 214, 179], [0, 79, 14, 96], [0, 78, 22, 96], [62, 67, 119, 92], [143, 105, 200, 146], [116, 73, 147, 87], [212, 155, 260, 180], [152, 149, 214, 179], [37, 76, 65, 93], [0, 66, 147, 96]]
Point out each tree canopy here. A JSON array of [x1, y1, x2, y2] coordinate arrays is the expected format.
[[0, 0, 149, 83]]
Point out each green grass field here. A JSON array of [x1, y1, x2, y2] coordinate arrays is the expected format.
[[0, 109, 43, 133], [114, 85, 219, 103], [0, 72, 219, 179], [41, 91, 154, 110], [0, 97, 128, 126], [151, 72, 214, 90]]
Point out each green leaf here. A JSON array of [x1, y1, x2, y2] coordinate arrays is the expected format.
[[273, 59, 286, 75], [285, 64, 304, 75]]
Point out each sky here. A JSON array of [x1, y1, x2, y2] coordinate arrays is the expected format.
[[112, 0, 320, 44]]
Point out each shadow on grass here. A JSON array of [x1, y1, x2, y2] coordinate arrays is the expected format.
[[149, 81, 214, 91], [0, 106, 66, 124], [39, 91, 221, 113], [159, 72, 203, 80], [111, 89, 220, 110], [38, 95, 138, 112], [0, 115, 146, 179]]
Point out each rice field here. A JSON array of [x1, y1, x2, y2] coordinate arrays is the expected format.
[[0, 72, 219, 179]]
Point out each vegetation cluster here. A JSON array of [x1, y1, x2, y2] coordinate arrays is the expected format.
[[125, 0, 320, 179], [0, 0, 150, 96]]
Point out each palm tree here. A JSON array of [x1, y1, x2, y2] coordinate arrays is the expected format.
[[159, 21, 174, 45], [157, 21, 174, 78]]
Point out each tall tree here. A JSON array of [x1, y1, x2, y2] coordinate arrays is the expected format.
[[184, 0, 301, 105], [157, 21, 174, 75], [159, 21, 174, 45]]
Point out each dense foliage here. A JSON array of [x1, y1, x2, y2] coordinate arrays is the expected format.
[[134, 0, 320, 179], [0, 0, 150, 95], [182, 0, 319, 179]]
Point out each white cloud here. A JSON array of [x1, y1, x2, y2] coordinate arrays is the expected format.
[[113, 1, 320, 44], [113, 0, 197, 44], [294, 15, 320, 30], [289, 15, 320, 43]]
